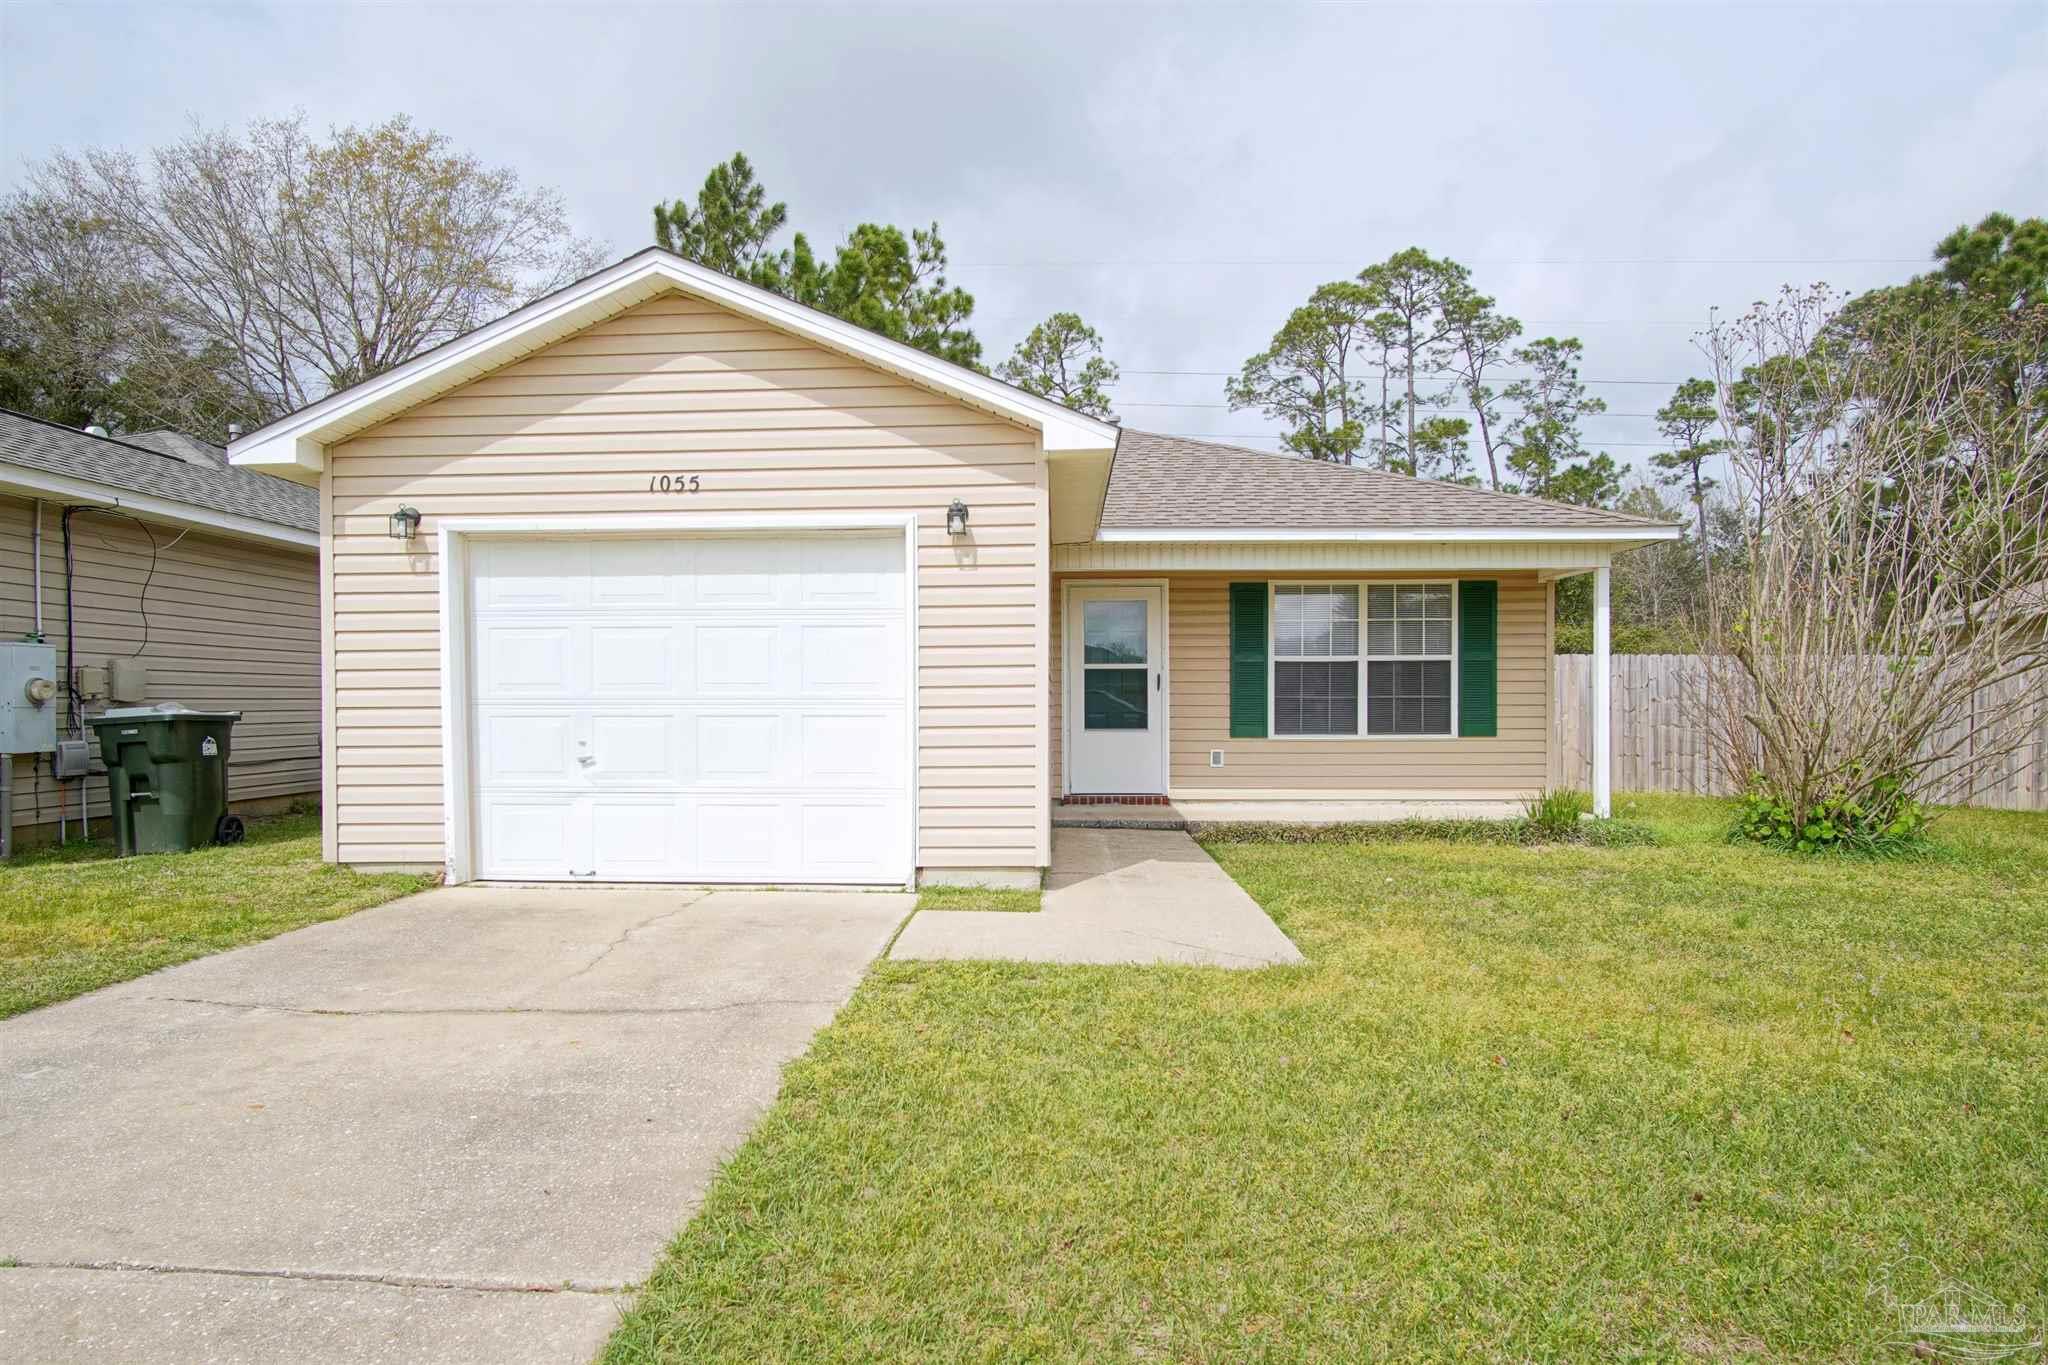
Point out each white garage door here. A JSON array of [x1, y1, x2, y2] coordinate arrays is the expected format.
[[467, 532, 910, 883]]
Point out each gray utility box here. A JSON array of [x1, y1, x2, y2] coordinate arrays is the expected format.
[[0, 641, 59, 753]]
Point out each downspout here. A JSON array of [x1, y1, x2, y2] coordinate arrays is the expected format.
[[61, 506, 86, 840], [31, 499, 45, 637]]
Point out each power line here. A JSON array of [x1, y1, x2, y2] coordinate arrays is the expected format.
[[955, 255, 1922, 269], [1120, 400, 1673, 417], [1121, 368, 1692, 385], [1162, 432, 1687, 449]]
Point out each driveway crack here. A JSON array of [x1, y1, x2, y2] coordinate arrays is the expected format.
[[7, 1258, 626, 1295], [147, 996, 843, 1018], [544, 901, 701, 994]]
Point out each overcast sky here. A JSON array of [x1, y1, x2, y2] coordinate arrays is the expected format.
[[3, 1, 2044, 486]]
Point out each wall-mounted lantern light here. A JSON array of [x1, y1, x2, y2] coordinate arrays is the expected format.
[[389, 505, 422, 541], [946, 499, 970, 537]]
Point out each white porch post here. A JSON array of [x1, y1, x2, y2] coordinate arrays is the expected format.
[[1591, 560, 1612, 817]]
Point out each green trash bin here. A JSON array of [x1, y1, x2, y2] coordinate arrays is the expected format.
[[88, 705, 246, 856]]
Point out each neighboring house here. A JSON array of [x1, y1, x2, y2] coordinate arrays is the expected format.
[[229, 247, 1674, 888], [0, 410, 320, 844]]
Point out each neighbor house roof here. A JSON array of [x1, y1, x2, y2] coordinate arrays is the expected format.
[[1098, 430, 1679, 542], [0, 409, 316, 546], [120, 429, 228, 466]]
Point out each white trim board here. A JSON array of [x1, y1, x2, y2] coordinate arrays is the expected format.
[[1095, 526, 1679, 544], [229, 249, 1119, 484], [433, 511, 920, 887], [1052, 539, 1614, 574]]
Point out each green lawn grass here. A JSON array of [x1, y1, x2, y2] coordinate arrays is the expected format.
[[915, 884, 1043, 913], [0, 810, 430, 1018], [605, 794, 2048, 1362]]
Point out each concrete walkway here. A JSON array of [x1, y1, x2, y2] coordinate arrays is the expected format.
[[890, 827, 1304, 968], [0, 885, 910, 1365]]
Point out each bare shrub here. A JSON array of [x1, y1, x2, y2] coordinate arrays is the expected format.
[[1697, 286, 2047, 840]]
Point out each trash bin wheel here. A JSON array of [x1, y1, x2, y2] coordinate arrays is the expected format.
[[214, 813, 247, 846]]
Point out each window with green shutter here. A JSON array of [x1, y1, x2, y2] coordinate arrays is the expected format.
[[1228, 582, 1268, 738], [1457, 579, 1498, 737]]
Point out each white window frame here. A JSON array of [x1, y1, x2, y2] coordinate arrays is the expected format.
[[1267, 579, 1462, 742], [1268, 582, 1363, 740]]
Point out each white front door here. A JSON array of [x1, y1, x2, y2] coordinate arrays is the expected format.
[[1065, 584, 1167, 795], [467, 532, 911, 884]]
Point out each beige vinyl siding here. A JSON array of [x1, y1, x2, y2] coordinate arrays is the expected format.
[[325, 290, 1048, 871], [1053, 571, 1551, 800], [0, 494, 320, 835]]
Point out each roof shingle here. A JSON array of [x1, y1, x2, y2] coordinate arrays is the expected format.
[[0, 410, 314, 535], [1101, 430, 1673, 535]]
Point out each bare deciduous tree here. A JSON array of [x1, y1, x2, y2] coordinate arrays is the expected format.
[[29, 114, 606, 420], [1697, 285, 2048, 837]]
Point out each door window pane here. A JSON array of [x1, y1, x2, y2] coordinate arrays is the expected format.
[[1084, 667, 1149, 730], [1083, 599, 1147, 664]]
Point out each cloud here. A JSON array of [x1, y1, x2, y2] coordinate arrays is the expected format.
[[4, 0, 2042, 474]]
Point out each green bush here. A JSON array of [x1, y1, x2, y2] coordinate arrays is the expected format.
[[1733, 775, 1930, 854], [1553, 622, 1692, 654], [1523, 787, 1592, 838]]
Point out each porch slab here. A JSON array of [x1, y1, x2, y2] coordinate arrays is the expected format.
[[890, 827, 1303, 968], [1050, 801, 1187, 830]]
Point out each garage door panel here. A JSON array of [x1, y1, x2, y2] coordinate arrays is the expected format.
[[590, 625, 677, 694], [479, 713, 576, 783], [694, 625, 779, 692], [590, 714, 681, 784], [480, 797, 582, 877], [474, 539, 589, 609], [590, 799, 683, 878], [480, 625, 576, 698], [587, 539, 681, 605], [800, 802, 900, 872], [469, 530, 910, 883], [799, 535, 901, 603], [696, 713, 783, 784], [799, 622, 897, 693], [692, 537, 789, 605], [800, 712, 903, 786], [695, 801, 784, 874]]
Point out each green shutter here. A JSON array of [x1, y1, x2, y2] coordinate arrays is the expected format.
[[1229, 582, 1269, 738], [1458, 579, 1498, 737]]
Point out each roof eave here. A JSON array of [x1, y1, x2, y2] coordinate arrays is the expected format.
[[1094, 526, 1682, 546], [228, 248, 1118, 481], [0, 461, 317, 548]]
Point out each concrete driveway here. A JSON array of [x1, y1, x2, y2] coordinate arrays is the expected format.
[[0, 885, 911, 1364]]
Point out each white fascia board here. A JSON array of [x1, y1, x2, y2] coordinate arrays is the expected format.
[[228, 249, 1118, 477], [1094, 526, 1682, 545], [0, 462, 318, 549]]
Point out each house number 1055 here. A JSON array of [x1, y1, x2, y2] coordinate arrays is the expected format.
[[649, 473, 702, 494]]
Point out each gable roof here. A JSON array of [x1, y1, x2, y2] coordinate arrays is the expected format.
[[228, 247, 1121, 483], [1098, 430, 1680, 542], [0, 409, 316, 545]]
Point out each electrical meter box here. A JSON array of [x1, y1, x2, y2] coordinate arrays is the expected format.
[[0, 641, 60, 753]]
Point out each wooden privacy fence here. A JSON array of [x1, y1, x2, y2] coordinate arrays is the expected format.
[[1553, 654, 2048, 812]]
